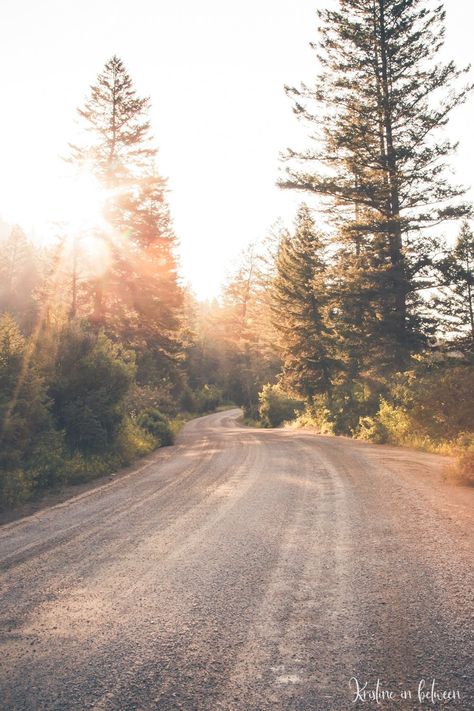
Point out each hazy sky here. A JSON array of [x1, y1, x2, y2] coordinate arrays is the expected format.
[[0, 0, 472, 298]]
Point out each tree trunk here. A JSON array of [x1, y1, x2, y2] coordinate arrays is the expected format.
[[376, 0, 410, 361]]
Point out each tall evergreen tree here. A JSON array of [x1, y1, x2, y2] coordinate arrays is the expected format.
[[0, 226, 40, 329], [69, 56, 183, 386], [217, 244, 280, 416], [271, 205, 338, 401], [69, 55, 155, 193], [281, 0, 472, 368], [435, 221, 474, 352]]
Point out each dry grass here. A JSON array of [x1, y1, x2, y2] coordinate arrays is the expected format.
[[446, 448, 474, 486]]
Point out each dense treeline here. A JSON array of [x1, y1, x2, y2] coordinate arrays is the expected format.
[[184, 236, 281, 419]]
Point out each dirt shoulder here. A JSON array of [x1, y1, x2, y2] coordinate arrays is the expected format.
[[288, 425, 474, 534]]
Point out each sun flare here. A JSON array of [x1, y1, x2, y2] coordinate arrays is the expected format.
[[55, 171, 107, 233]]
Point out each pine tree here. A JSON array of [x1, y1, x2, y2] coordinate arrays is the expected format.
[[69, 55, 156, 325], [102, 168, 184, 386], [435, 221, 474, 352], [69, 55, 155, 193], [69, 56, 184, 387], [0, 225, 40, 329], [281, 0, 472, 369], [271, 205, 338, 401]]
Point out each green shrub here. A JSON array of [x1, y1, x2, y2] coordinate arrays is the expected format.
[[357, 399, 411, 444], [243, 401, 259, 421], [447, 432, 474, 486], [0, 469, 35, 509], [63, 418, 157, 485], [26, 430, 68, 490], [357, 415, 388, 444], [258, 384, 303, 428], [294, 399, 335, 434], [0, 314, 65, 509], [452, 448, 474, 486], [326, 378, 389, 436], [64, 451, 117, 485], [179, 386, 196, 413], [127, 383, 179, 418], [136, 408, 174, 446], [49, 324, 136, 454], [390, 365, 474, 442], [355, 365, 474, 453], [194, 384, 222, 413]]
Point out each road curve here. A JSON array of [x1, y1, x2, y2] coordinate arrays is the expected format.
[[0, 409, 472, 710]]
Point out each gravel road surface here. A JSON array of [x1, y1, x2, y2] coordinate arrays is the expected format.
[[0, 409, 473, 710]]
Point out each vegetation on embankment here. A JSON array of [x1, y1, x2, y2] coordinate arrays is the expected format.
[[254, 363, 474, 486], [0, 315, 233, 511]]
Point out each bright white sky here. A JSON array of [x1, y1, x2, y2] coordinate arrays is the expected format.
[[0, 0, 472, 299]]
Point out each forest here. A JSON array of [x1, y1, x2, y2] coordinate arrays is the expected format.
[[1, 0, 474, 510]]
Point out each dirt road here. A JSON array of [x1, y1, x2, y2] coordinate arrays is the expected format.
[[0, 410, 472, 710]]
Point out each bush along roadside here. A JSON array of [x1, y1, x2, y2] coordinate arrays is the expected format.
[[253, 359, 474, 486], [354, 364, 474, 485], [0, 316, 237, 512], [0, 322, 153, 509], [258, 384, 304, 428]]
